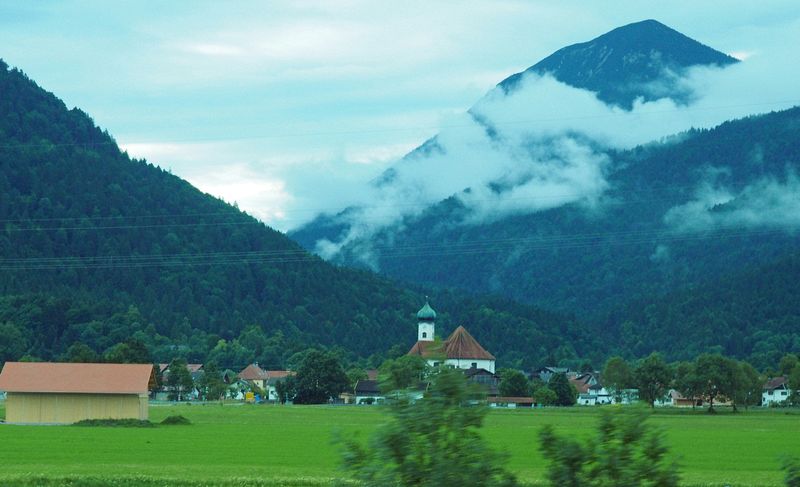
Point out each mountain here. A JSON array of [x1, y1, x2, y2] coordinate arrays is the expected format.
[[600, 252, 800, 369], [289, 19, 800, 365], [0, 59, 591, 369], [499, 19, 738, 108], [296, 106, 800, 317]]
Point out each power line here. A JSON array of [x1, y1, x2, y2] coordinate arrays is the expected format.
[[1, 226, 794, 271]]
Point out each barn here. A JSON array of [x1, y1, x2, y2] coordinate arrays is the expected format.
[[0, 362, 154, 424]]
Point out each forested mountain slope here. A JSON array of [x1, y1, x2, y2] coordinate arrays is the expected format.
[[0, 59, 586, 369], [601, 252, 800, 368]]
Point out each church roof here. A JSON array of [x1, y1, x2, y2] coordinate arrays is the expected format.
[[443, 326, 495, 360], [407, 326, 494, 361], [407, 340, 442, 358]]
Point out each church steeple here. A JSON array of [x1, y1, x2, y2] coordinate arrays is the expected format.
[[417, 297, 435, 342]]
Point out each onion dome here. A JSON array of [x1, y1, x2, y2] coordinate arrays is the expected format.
[[417, 298, 436, 322]]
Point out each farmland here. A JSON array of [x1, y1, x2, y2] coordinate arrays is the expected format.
[[0, 402, 799, 486]]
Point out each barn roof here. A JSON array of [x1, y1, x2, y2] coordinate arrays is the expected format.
[[0, 362, 153, 394]]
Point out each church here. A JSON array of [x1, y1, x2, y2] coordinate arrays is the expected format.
[[407, 300, 496, 373]]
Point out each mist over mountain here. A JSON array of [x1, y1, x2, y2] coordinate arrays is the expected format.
[[291, 19, 800, 320], [0, 59, 586, 368], [499, 19, 739, 108]]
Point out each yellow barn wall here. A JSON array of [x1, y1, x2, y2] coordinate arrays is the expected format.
[[6, 392, 149, 424]]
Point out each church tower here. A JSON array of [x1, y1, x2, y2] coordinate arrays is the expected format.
[[417, 298, 436, 342]]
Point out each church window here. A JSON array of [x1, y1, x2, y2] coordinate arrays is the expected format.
[[422, 332, 427, 338]]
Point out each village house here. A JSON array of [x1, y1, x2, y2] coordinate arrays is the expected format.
[[762, 376, 791, 406], [238, 363, 270, 392], [0, 362, 154, 424], [534, 366, 571, 383], [156, 362, 203, 400], [354, 379, 384, 404], [264, 370, 294, 402], [407, 300, 496, 373]]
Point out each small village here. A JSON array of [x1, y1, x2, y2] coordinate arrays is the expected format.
[[0, 301, 795, 425]]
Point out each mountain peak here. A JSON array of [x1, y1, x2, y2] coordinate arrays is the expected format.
[[499, 19, 738, 108]]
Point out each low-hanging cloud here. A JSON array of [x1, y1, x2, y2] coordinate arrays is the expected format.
[[311, 18, 800, 265], [664, 173, 800, 233]]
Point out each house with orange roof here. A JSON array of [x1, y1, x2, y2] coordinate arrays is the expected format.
[[0, 362, 154, 424], [407, 300, 496, 373]]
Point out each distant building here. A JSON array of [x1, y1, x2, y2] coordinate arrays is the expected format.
[[238, 363, 270, 391], [0, 362, 153, 424], [763, 376, 791, 406], [264, 370, 294, 402], [407, 300, 496, 373], [354, 379, 384, 404], [534, 366, 571, 383]]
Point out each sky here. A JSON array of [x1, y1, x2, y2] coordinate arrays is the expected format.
[[1, 1, 799, 231]]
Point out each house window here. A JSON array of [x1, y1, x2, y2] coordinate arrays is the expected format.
[[422, 332, 427, 338], [781, 391, 788, 396], [471, 362, 478, 368], [433, 362, 440, 367]]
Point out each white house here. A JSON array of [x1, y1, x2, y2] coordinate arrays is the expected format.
[[407, 300, 496, 373], [763, 376, 791, 406]]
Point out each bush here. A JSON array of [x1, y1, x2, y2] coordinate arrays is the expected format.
[[160, 415, 192, 425], [539, 410, 679, 486], [73, 418, 153, 427]]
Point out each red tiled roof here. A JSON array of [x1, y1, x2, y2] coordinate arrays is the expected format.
[[0, 362, 153, 394], [408, 340, 443, 358], [407, 326, 494, 361], [266, 370, 292, 379], [444, 326, 495, 360], [238, 363, 269, 380]]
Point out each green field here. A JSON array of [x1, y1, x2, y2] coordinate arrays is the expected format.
[[1, 401, 799, 486]]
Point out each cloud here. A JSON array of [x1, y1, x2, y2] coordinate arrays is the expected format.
[[308, 15, 800, 265], [664, 173, 800, 233]]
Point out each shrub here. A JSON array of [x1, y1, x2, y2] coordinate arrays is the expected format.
[[73, 418, 153, 427], [160, 415, 192, 425]]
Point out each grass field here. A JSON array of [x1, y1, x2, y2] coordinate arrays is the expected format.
[[1, 401, 799, 486]]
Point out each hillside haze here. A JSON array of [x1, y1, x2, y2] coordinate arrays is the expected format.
[[290, 20, 800, 363], [0, 59, 587, 369]]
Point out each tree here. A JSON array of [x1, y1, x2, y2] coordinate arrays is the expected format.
[[534, 386, 557, 406], [673, 361, 702, 409], [104, 337, 152, 363], [61, 341, 100, 363], [274, 376, 297, 404], [549, 373, 576, 406], [0, 321, 27, 365], [779, 354, 799, 376], [602, 356, 633, 403], [694, 354, 732, 413], [731, 361, 762, 411], [634, 353, 672, 408], [198, 361, 227, 401], [341, 367, 518, 486], [378, 355, 426, 393], [498, 368, 531, 397], [166, 358, 194, 401], [788, 365, 800, 405], [346, 366, 369, 390], [539, 410, 679, 486], [293, 349, 349, 404]]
